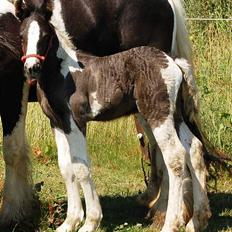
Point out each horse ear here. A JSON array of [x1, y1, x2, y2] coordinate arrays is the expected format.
[[14, 0, 24, 20], [14, 0, 30, 20], [43, 0, 53, 20]]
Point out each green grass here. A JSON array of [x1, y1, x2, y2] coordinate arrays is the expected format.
[[0, 17, 232, 232]]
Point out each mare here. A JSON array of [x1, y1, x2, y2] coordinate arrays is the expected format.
[[19, 11, 211, 232], [0, 0, 35, 228], [13, 0, 195, 224]]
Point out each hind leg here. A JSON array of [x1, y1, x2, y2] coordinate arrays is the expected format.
[[135, 114, 168, 228], [178, 121, 211, 231], [0, 82, 35, 226], [152, 116, 188, 232], [135, 114, 163, 207]]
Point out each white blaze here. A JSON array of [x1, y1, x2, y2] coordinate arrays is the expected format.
[[25, 20, 41, 68]]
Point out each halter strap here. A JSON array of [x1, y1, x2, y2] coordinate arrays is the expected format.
[[21, 54, 46, 63], [21, 35, 54, 63]]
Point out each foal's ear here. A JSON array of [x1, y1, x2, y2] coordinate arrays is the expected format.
[[14, 0, 30, 20], [42, 0, 53, 20]]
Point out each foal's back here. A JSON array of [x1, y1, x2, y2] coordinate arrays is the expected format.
[[76, 46, 171, 89], [74, 46, 180, 121]]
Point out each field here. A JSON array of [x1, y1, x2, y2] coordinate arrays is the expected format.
[[0, 1, 232, 232]]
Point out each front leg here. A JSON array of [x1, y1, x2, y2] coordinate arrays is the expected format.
[[54, 117, 102, 232], [38, 89, 102, 232], [0, 81, 35, 229]]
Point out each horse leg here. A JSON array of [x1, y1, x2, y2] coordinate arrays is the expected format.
[[135, 114, 168, 228], [151, 116, 188, 232], [54, 116, 102, 232], [178, 121, 211, 232], [54, 122, 84, 232], [0, 82, 35, 227]]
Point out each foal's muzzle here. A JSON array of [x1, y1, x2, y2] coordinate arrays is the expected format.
[[21, 54, 45, 85]]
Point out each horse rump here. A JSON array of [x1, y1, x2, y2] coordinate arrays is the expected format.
[[175, 58, 232, 177]]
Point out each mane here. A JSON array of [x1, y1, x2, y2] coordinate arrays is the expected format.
[[55, 29, 76, 52]]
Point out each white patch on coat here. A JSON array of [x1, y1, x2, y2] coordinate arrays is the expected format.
[[175, 57, 199, 109], [51, 0, 82, 78], [151, 60, 186, 230], [160, 54, 183, 112], [24, 21, 40, 68], [179, 122, 210, 231], [89, 92, 103, 118], [152, 116, 186, 231], [54, 117, 102, 232], [0, 0, 14, 15], [57, 44, 82, 78]]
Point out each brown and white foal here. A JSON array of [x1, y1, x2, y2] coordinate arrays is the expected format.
[[20, 12, 210, 232]]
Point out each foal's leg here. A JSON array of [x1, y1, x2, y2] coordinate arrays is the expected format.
[[178, 121, 211, 232], [135, 114, 168, 228], [0, 82, 34, 226], [151, 116, 188, 232], [54, 117, 102, 232]]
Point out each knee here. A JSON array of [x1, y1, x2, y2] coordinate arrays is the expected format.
[[168, 154, 185, 177], [3, 136, 29, 165], [73, 161, 90, 182]]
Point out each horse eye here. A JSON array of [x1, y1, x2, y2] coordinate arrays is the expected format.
[[42, 32, 49, 39]]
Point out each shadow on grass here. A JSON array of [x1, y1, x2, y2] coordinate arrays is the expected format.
[[205, 192, 232, 232], [7, 192, 231, 231], [99, 195, 149, 231]]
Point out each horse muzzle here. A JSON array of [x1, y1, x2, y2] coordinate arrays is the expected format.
[[22, 55, 44, 85]]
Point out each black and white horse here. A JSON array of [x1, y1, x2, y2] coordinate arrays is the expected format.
[[0, 0, 199, 230], [13, 0, 195, 223], [15, 0, 192, 60], [19, 11, 211, 232], [0, 0, 35, 228]]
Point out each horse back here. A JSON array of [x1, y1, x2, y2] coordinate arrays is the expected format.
[[60, 0, 174, 56]]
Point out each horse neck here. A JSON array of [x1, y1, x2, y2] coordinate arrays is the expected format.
[[38, 35, 81, 102]]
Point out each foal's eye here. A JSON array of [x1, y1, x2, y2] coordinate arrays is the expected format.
[[42, 32, 49, 40]]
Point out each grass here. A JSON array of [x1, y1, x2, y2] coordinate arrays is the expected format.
[[0, 18, 232, 232]]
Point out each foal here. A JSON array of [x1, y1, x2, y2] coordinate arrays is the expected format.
[[20, 12, 210, 232]]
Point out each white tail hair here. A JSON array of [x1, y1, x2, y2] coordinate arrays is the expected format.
[[175, 58, 199, 120], [168, 0, 192, 63]]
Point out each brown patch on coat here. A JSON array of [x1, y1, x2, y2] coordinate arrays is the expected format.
[[73, 47, 170, 127], [169, 156, 184, 177]]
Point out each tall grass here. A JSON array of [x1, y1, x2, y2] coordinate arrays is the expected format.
[[188, 21, 232, 154]]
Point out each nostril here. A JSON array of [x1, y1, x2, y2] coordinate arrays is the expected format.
[[33, 63, 41, 73], [28, 67, 33, 74]]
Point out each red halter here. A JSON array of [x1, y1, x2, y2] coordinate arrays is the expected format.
[[21, 35, 53, 63], [21, 54, 46, 63]]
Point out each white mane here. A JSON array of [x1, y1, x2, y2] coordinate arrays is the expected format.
[[50, 0, 82, 77]]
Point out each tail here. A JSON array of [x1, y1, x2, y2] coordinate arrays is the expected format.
[[168, 0, 192, 63], [175, 58, 232, 176]]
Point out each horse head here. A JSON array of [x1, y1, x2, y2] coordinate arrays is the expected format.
[[20, 10, 56, 84]]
